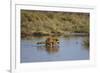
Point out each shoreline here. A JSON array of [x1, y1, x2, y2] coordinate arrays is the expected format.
[[21, 32, 89, 39]]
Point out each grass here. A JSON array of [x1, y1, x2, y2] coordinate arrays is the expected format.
[[21, 10, 89, 38]]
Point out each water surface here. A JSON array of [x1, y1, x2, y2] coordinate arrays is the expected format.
[[21, 36, 89, 63]]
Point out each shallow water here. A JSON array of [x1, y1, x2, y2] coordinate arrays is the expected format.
[[21, 36, 89, 63]]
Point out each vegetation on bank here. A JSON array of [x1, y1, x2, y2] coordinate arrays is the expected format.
[[83, 37, 89, 48], [21, 10, 89, 38]]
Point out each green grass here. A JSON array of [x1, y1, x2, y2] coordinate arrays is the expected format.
[[21, 10, 89, 38]]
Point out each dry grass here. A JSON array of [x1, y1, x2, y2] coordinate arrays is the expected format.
[[21, 10, 89, 37]]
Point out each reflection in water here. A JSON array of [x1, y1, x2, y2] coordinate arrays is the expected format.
[[37, 46, 59, 54], [83, 37, 89, 49], [46, 46, 59, 54]]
